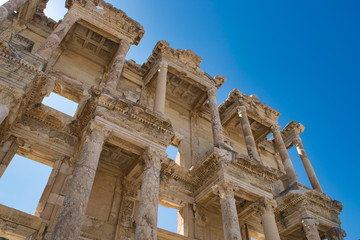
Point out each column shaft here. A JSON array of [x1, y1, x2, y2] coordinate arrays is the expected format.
[[50, 129, 105, 240], [238, 106, 261, 162], [134, 149, 162, 240], [153, 61, 168, 114], [0, 0, 28, 23], [294, 137, 322, 192], [36, 11, 78, 60], [208, 87, 225, 147], [0, 103, 9, 125], [271, 125, 298, 185], [254, 198, 281, 240], [302, 219, 321, 240], [105, 39, 131, 90], [213, 183, 241, 240]]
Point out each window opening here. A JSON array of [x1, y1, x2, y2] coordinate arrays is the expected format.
[[42, 92, 78, 117], [158, 204, 179, 234], [44, 0, 67, 22], [0, 154, 52, 214], [166, 145, 179, 162], [266, 133, 273, 140]]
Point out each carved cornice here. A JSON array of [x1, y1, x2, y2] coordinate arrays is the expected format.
[[219, 89, 280, 127], [97, 93, 174, 135], [66, 0, 144, 45], [275, 189, 343, 225]]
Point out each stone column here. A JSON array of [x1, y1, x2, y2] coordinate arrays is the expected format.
[[153, 61, 168, 114], [134, 148, 164, 240], [36, 11, 78, 60], [208, 87, 225, 148], [212, 182, 242, 240], [301, 218, 321, 240], [49, 128, 106, 240], [254, 197, 281, 240], [237, 106, 261, 162], [178, 203, 195, 238], [325, 228, 346, 240], [105, 39, 132, 90], [271, 125, 298, 186], [293, 137, 322, 192], [0, 103, 9, 125], [0, 0, 28, 23], [240, 222, 251, 240]]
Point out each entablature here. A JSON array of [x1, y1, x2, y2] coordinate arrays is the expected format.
[[280, 120, 305, 149], [65, 0, 144, 45]]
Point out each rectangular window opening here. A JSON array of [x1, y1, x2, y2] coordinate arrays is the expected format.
[[0, 154, 52, 215], [42, 92, 78, 117], [166, 145, 179, 162], [157, 204, 180, 235]]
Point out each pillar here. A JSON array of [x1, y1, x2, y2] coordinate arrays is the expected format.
[[105, 39, 132, 90], [254, 197, 281, 240], [0, 103, 9, 125], [36, 11, 78, 60], [301, 218, 321, 240], [271, 125, 298, 186], [0, 0, 28, 23], [0, 136, 17, 178], [325, 228, 346, 240], [237, 106, 261, 162], [50, 128, 106, 240], [134, 148, 164, 240], [208, 87, 225, 148], [178, 203, 195, 238], [212, 182, 242, 240], [153, 61, 168, 114], [240, 222, 251, 240], [293, 137, 322, 192]]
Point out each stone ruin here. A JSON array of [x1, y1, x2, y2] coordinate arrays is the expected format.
[[0, 0, 345, 239]]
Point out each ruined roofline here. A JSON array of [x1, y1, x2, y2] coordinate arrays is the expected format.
[[65, 0, 144, 45], [281, 120, 305, 135], [219, 88, 280, 118]]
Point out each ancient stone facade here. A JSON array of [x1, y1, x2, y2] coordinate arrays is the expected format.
[[0, 0, 345, 240]]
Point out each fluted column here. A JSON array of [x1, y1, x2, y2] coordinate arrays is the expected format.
[[212, 182, 242, 240], [0, 0, 28, 23], [0, 103, 9, 125], [293, 137, 322, 192], [254, 198, 281, 240], [237, 106, 261, 162], [325, 228, 346, 240], [36, 11, 78, 60], [208, 87, 225, 148], [134, 148, 165, 240], [271, 125, 298, 185], [302, 218, 321, 240], [153, 61, 168, 114], [105, 39, 132, 90], [50, 128, 106, 240]]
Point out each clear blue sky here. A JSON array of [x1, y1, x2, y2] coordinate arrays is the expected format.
[[0, 0, 359, 238]]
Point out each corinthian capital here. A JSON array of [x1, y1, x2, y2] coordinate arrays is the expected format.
[[142, 147, 167, 169], [270, 124, 280, 132], [302, 218, 320, 240], [212, 181, 238, 199], [207, 86, 217, 97], [159, 60, 168, 69], [253, 197, 277, 216], [292, 136, 302, 145]]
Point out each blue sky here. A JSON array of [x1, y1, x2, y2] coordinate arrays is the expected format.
[[0, 0, 359, 238]]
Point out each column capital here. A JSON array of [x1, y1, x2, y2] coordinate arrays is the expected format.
[[159, 60, 168, 69], [142, 147, 167, 168], [270, 124, 280, 132], [302, 218, 321, 240], [88, 123, 110, 139], [292, 136, 302, 145], [253, 197, 277, 216], [207, 86, 217, 97], [325, 228, 346, 240], [212, 181, 238, 199], [237, 105, 247, 117]]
